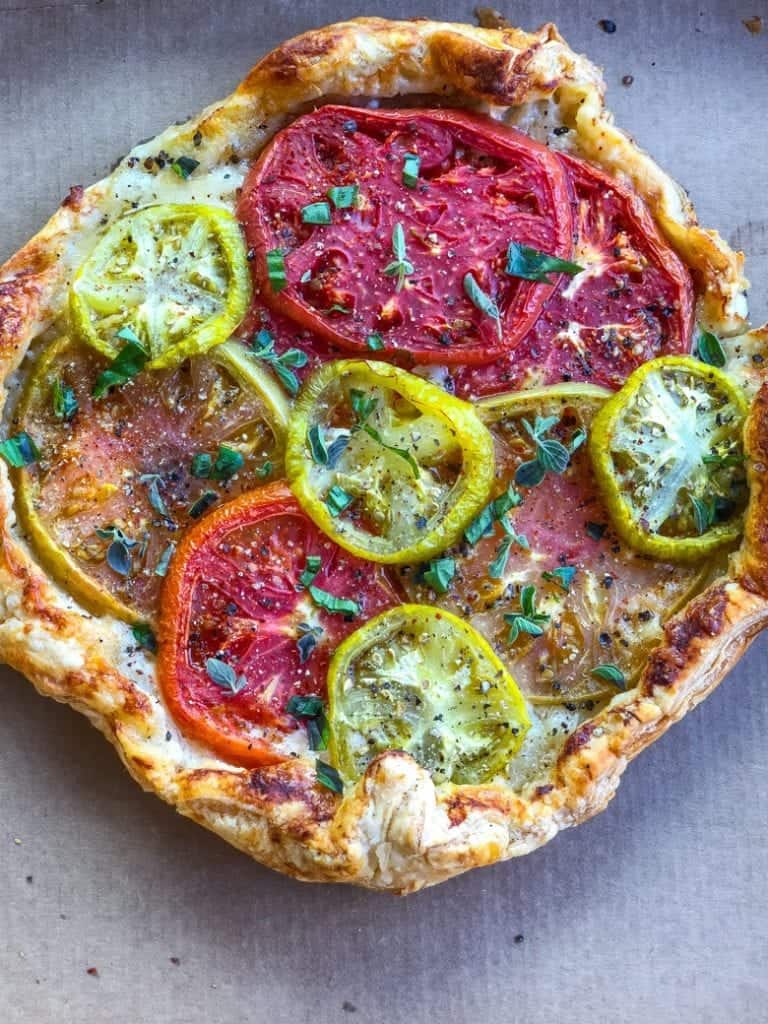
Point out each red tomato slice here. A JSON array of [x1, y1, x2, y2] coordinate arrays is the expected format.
[[455, 152, 694, 396], [238, 105, 573, 365], [158, 484, 400, 767]]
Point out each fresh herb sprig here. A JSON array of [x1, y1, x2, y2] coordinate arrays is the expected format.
[[505, 242, 583, 283], [286, 693, 329, 749], [96, 525, 138, 576], [515, 416, 585, 488], [92, 327, 149, 399], [205, 657, 247, 695], [251, 329, 308, 396], [383, 223, 414, 292], [504, 585, 551, 643]]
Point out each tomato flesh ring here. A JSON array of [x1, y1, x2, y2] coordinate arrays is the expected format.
[[158, 484, 400, 767], [239, 105, 574, 365]]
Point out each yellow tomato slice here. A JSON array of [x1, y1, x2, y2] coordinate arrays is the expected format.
[[69, 203, 251, 369], [285, 360, 495, 564], [403, 384, 707, 704], [589, 356, 748, 562], [328, 604, 530, 785], [13, 336, 284, 623]]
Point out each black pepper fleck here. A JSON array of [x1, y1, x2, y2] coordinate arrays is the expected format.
[[598, 19, 617, 33]]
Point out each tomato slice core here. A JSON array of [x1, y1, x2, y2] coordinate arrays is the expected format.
[[158, 485, 400, 766], [238, 105, 573, 365], [455, 153, 694, 395]]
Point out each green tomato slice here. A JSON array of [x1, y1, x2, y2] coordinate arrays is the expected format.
[[69, 203, 251, 369], [285, 360, 495, 564], [590, 356, 749, 562], [328, 604, 530, 785]]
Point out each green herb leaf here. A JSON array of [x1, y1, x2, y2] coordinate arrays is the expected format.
[[301, 201, 332, 225], [465, 485, 522, 545], [298, 555, 322, 589], [326, 484, 354, 517], [327, 303, 351, 315], [307, 423, 329, 465], [205, 657, 247, 695], [315, 759, 344, 793], [463, 272, 502, 340], [327, 184, 359, 209], [383, 222, 414, 291], [188, 490, 218, 519], [702, 452, 745, 469], [504, 585, 551, 643], [308, 585, 360, 617], [256, 460, 273, 479], [488, 536, 513, 580], [585, 521, 607, 541], [96, 525, 137, 576], [350, 388, 378, 425], [542, 566, 577, 592], [696, 329, 726, 368], [366, 332, 385, 351], [327, 436, 350, 468], [591, 664, 626, 689], [287, 690, 328, 749], [421, 556, 455, 594], [505, 242, 583, 283], [211, 445, 244, 482], [402, 152, 420, 188], [691, 494, 716, 535], [349, 387, 419, 477], [266, 249, 288, 293], [139, 473, 172, 521], [251, 329, 308, 396], [131, 623, 157, 654], [171, 155, 200, 179], [154, 541, 176, 577], [92, 334, 149, 399], [293, 626, 325, 669], [0, 431, 40, 468], [514, 459, 546, 488], [52, 378, 78, 421]]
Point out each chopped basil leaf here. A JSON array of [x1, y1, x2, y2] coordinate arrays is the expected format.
[[505, 242, 583, 283], [542, 565, 577, 592], [316, 759, 344, 793], [307, 423, 329, 465], [402, 152, 420, 188], [327, 184, 359, 209], [205, 657, 247, 695], [131, 623, 157, 654], [191, 445, 244, 482], [52, 378, 78, 421], [421, 556, 455, 594], [171, 155, 200, 179], [308, 584, 360, 617], [301, 201, 332, 225], [256, 460, 273, 479], [293, 625, 325, 668], [326, 484, 354, 517], [350, 388, 378, 424], [696, 329, 727, 368], [585, 521, 607, 541], [383, 222, 414, 291], [139, 473, 171, 521], [188, 490, 218, 519], [92, 334, 149, 399], [298, 555, 322, 589], [0, 431, 40, 468], [287, 690, 328, 749], [504, 585, 550, 643], [251, 329, 307, 396], [591, 664, 626, 689], [366, 332, 385, 351], [154, 541, 176, 577], [463, 273, 502, 340], [266, 249, 288, 293]]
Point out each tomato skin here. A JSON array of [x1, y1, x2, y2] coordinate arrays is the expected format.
[[238, 105, 573, 365], [158, 484, 399, 767], [455, 152, 695, 396]]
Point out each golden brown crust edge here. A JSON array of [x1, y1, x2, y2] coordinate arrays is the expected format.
[[0, 17, 766, 892]]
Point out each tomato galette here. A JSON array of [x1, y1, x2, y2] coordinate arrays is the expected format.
[[1, 18, 767, 891]]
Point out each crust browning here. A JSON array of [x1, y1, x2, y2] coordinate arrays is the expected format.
[[0, 17, 766, 892]]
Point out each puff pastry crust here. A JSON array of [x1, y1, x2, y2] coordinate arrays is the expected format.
[[1, 17, 766, 891]]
